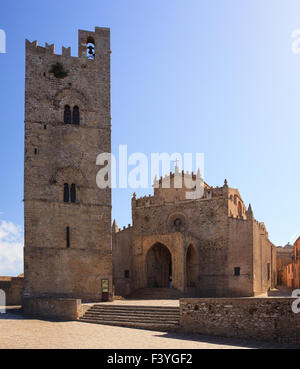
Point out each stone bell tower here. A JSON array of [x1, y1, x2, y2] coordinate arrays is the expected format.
[[23, 27, 113, 306]]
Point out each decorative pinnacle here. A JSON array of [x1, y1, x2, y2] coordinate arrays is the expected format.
[[173, 159, 180, 173], [247, 203, 253, 218], [112, 219, 118, 233]]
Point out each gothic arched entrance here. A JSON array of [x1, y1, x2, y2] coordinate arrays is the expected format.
[[186, 244, 197, 288], [146, 243, 172, 288]]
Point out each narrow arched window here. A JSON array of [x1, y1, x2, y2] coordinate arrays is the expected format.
[[66, 226, 70, 248], [70, 184, 76, 203], [64, 183, 69, 203], [73, 106, 80, 125], [64, 105, 71, 124]]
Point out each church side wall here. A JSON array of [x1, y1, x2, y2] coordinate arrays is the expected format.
[[227, 218, 254, 296], [252, 221, 273, 295], [112, 228, 134, 297]]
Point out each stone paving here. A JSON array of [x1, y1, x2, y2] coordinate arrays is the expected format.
[[0, 311, 296, 349]]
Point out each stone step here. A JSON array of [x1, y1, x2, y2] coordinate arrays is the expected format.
[[79, 304, 180, 331], [83, 313, 179, 322], [84, 315, 179, 324], [89, 306, 179, 313], [85, 311, 179, 318], [79, 318, 179, 331], [92, 304, 179, 310], [89, 310, 179, 315], [84, 307, 180, 314]]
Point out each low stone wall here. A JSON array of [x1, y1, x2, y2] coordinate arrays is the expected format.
[[0, 277, 24, 305], [23, 297, 82, 321], [179, 298, 300, 345]]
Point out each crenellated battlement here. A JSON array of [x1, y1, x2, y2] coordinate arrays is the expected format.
[[133, 194, 156, 208], [25, 39, 73, 58], [153, 168, 206, 189], [131, 169, 236, 209], [117, 224, 133, 233], [25, 26, 111, 59], [229, 214, 247, 220], [255, 220, 267, 233]]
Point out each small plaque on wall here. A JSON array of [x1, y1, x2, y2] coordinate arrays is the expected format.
[[101, 279, 109, 302], [102, 279, 109, 293]]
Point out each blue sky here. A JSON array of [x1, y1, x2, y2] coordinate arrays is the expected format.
[[0, 0, 300, 275]]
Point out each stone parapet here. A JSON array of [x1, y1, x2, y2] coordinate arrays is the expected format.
[[23, 297, 82, 321], [179, 297, 300, 345]]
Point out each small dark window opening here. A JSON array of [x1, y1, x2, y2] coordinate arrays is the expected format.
[[64, 183, 69, 203], [34, 148, 38, 155], [72, 106, 80, 125], [66, 227, 70, 248], [64, 105, 72, 124], [174, 218, 182, 231], [70, 184, 76, 203], [124, 270, 130, 279], [44, 124, 47, 130], [234, 267, 240, 276], [174, 218, 182, 227]]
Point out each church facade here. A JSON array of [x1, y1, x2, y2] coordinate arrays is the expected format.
[[113, 168, 277, 298]]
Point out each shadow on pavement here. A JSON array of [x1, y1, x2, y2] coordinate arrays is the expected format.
[[154, 331, 299, 349]]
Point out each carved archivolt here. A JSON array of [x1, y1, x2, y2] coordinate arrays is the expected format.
[[50, 166, 88, 187], [53, 88, 90, 110]]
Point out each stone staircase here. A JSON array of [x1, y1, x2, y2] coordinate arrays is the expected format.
[[79, 304, 180, 331], [127, 288, 185, 300]]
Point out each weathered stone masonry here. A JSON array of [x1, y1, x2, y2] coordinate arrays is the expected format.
[[113, 168, 277, 298], [180, 298, 300, 345], [0, 276, 23, 305], [23, 27, 113, 308]]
